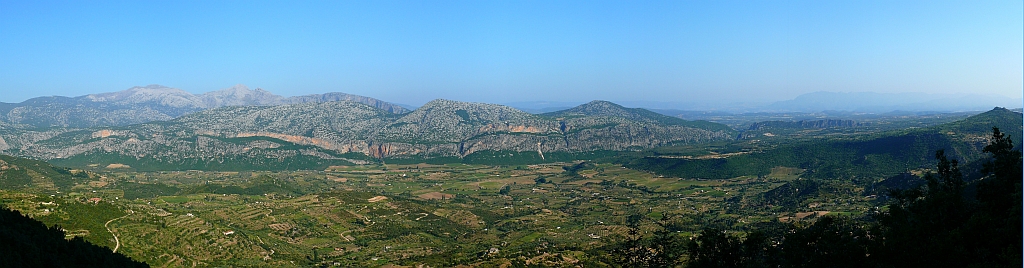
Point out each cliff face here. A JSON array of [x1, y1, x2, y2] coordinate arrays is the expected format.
[[379, 99, 555, 143], [0, 100, 736, 167]]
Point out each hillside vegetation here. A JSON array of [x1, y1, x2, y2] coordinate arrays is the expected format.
[[625, 108, 1022, 180]]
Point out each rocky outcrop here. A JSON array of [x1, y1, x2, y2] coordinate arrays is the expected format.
[[91, 130, 129, 139], [236, 132, 339, 149]]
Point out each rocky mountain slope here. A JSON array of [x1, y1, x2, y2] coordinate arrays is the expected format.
[[0, 100, 735, 170], [0, 84, 409, 128]]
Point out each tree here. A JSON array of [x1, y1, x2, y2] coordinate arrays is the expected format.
[[685, 228, 744, 268], [872, 128, 1023, 267], [610, 213, 687, 268], [782, 216, 869, 268], [685, 216, 869, 268], [977, 127, 1022, 214], [873, 149, 974, 267], [972, 127, 1023, 267]]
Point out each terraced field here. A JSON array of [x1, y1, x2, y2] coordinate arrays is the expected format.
[[1, 162, 879, 267]]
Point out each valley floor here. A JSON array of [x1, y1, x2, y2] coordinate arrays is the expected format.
[[1, 162, 879, 267]]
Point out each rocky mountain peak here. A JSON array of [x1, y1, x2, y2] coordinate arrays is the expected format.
[[199, 84, 284, 107], [283, 92, 411, 114], [1, 85, 431, 128], [411, 99, 534, 121], [418, 99, 519, 110], [574, 100, 626, 113], [545, 100, 633, 118], [419, 99, 463, 108], [134, 84, 173, 90], [545, 100, 735, 132], [205, 84, 252, 97], [84, 85, 201, 108]]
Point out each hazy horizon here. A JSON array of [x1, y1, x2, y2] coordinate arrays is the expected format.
[[5, 82, 1019, 114], [2, 1, 1021, 106]]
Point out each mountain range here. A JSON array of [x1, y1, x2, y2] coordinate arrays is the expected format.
[[0, 84, 409, 128], [2, 84, 1018, 170], [763, 92, 1023, 113], [0, 96, 735, 170], [4, 85, 1018, 130], [511, 92, 1022, 115]]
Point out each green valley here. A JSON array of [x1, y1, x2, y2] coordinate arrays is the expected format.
[[0, 107, 1019, 267]]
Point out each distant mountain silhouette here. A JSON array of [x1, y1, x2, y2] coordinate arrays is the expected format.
[[765, 91, 1022, 113]]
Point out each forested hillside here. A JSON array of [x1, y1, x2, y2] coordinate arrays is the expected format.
[[625, 107, 1022, 180]]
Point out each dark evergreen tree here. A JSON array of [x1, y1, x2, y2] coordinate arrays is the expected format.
[[781, 216, 869, 268], [610, 213, 688, 268], [870, 127, 1022, 268], [972, 127, 1023, 267], [872, 149, 974, 267], [685, 228, 744, 268]]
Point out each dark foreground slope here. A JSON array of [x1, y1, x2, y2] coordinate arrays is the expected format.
[[0, 207, 148, 268]]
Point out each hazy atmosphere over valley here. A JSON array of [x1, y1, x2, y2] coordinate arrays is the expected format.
[[0, 1, 1021, 268]]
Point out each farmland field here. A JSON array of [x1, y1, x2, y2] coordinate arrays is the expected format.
[[0, 161, 879, 267]]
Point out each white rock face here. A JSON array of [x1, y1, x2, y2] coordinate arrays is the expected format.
[[1, 84, 409, 128], [86, 85, 204, 108], [198, 84, 284, 108]]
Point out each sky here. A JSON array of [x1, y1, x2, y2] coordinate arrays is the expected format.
[[1, 1, 1021, 106]]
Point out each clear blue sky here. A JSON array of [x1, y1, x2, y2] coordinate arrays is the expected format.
[[1, 1, 1021, 106]]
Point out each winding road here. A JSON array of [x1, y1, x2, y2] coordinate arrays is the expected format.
[[105, 215, 129, 253]]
